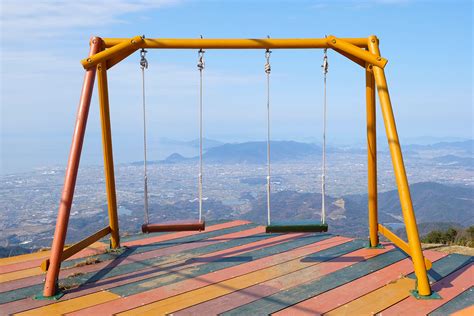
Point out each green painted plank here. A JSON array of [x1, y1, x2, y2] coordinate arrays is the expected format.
[[222, 248, 408, 315], [109, 233, 338, 297], [408, 254, 473, 282], [0, 223, 264, 304], [429, 287, 473, 316], [60, 223, 258, 269]]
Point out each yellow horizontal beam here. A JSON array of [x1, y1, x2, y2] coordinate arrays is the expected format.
[[378, 224, 432, 270], [41, 226, 111, 271], [101, 37, 369, 49]]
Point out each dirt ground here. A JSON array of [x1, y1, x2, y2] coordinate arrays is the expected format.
[[422, 243, 474, 256]]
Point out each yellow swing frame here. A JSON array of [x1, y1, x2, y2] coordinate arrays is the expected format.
[[41, 35, 435, 299]]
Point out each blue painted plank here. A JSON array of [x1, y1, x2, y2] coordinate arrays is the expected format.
[[221, 249, 408, 315], [429, 287, 473, 316], [109, 233, 341, 297], [0, 223, 263, 304]]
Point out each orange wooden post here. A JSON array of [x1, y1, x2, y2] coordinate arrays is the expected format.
[[97, 60, 120, 249], [42, 37, 102, 297], [366, 65, 379, 247], [368, 35, 432, 297]]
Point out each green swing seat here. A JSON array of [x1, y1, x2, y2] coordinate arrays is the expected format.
[[265, 220, 328, 233]]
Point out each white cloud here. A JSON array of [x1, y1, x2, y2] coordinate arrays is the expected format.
[[0, 0, 181, 40]]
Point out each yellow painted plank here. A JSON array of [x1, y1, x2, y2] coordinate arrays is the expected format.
[[452, 305, 474, 316], [324, 277, 415, 315], [118, 252, 327, 315], [0, 266, 43, 283], [14, 291, 120, 316], [0, 250, 52, 266], [0, 242, 107, 266]]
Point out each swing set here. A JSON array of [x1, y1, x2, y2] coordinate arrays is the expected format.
[[41, 35, 436, 299]]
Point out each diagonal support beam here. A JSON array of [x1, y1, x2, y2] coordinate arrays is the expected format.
[[81, 35, 144, 70], [327, 35, 387, 69], [40, 226, 111, 271], [378, 224, 432, 270], [368, 35, 431, 297]]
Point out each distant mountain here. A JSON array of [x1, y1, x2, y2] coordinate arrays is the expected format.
[[158, 138, 224, 150], [162, 153, 188, 164], [202, 141, 321, 164], [242, 181, 474, 238], [432, 155, 474, 168], [131, 139, 474, 166], [406, 140, 473, 155]]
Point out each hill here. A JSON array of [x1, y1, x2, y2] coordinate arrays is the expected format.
[[241, 182, 474, 238]]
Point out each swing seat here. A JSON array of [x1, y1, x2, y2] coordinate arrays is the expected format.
[[142, 219, 205, 233], [265, 220, 328, 233]]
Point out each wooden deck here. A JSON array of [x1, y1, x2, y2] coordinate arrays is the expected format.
[[0, 220, 472, 315]]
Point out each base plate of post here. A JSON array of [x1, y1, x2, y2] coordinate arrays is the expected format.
[[34, 291, 64, 301], [410, 289, 442, 300], [365, 241, 385, 249]]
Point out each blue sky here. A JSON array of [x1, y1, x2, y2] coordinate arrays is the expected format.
[[1, 0, 472, 173]]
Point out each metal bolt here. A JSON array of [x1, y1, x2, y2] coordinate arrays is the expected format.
[[332, 39, 336, 44], [371, 38, 376, 43], [376, 57, 381, 61], [87, 58, 92, 63]]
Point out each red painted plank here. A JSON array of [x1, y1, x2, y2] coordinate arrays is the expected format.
[[123, 220, 250, 247], [66, 236, 352, 315], [381, 263, 474, 315], [0, 245, 107, 274], [1, 229, 297, 315], [0, 221, 246, 276], [174, 244, 394, 315], [0, 221, 252, 293], [273, 250, 447, 316]]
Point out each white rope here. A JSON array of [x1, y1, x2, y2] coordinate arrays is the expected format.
[[265, 49, 272, 226], [321, 48, 328, 224], [197, 49, 205, 222], [140, 48, 149, 225]]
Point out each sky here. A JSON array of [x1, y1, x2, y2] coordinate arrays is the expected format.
[[0, 0, 472, 173]]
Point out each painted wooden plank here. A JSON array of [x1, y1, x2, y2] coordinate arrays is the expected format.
[[0, 267, 44, 284], [0, 221, 252, 290], [274, 250, 447, 316], [413, 254, 473, 283], [382, 264, 473, 315], [430, 287, 473, 316], [109, 233, 332, 297], [173, 244, 393, 316], [14, 291, 120, 316], [116, 220, 229, 243], [220, 248, 409, 315], [0, 225, 262, 304], [447, 298, 474, 316], [117, 237, 360, 315], [1, 230, 298, 314], [0, 223, 259, 298], [122, 220, 250, 247], [325, 277, 415, 315], [323, 254, 473, 316], [66, 234, 337, 315], [60, 221, 255, 270], [0, 242, 107, 274]]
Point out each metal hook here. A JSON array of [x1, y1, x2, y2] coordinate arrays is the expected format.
[[140, 48, 148, 69]]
